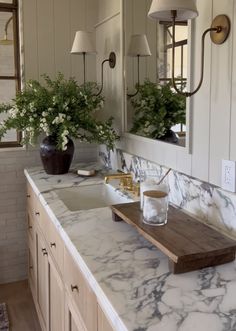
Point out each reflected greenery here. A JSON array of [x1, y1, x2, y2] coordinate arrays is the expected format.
[[130, 80, 186, 141]]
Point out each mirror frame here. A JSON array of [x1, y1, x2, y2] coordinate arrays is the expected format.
[[118, 0, 195, 171]]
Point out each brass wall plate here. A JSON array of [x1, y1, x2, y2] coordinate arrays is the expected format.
[[210, 15, 230, 45], [109, 52, 116, 69]]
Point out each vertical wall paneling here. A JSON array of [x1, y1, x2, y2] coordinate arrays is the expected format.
[[209, 0, 233, 185], [97, 0, 120, 23], [96, 13, 123, 131], [36, 0, 55, 79], [85, 0, 97, 82], [70, 0, 86, 83], [146, 0, 157, 83], [53, 0, 71, 78], [191, 0, 213, 181], [133, 0, 146, 85], [230, 1, 236, 160], [22, 0, 39, 80]]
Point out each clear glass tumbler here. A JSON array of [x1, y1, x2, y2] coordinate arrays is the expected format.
[[142, 186, 169, 226]]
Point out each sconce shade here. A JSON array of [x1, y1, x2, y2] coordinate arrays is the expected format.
[[148, 0, 198, 21], [71, 31, 96, 54], [127, 34, 152, 57], [0, 36, 13, 45]]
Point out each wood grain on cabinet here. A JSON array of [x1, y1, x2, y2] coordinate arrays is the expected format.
[[48, 218, 64, 274], [48, 254, 64, 331], [28, 249, 37, 300], [27, 182, 39, 218], [65, 296, 87, 331], [64, 248, 97, 331], [36, 231, 49, 331], [98, 305, 114, 331]]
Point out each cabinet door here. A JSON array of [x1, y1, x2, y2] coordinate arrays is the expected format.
[[64, 248, 97, 331], [28, 249, 37, 299], [98, 305, 114, 331], [65, 296, 87, 331], [48, 254, 64, 331], [36, 231, 49, 331]]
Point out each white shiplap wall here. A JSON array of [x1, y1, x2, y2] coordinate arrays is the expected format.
[[22, 0, 97, 83], [95, 0, 123, 133], [99, 0, 236, 188], [0, 0, 98, 284]]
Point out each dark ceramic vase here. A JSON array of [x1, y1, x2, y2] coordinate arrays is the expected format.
[[159, 129, 179, 144], [40, 135, 74, 175]]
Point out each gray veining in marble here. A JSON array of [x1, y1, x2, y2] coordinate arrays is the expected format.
[[99, 149, 236, 240], [25, 164, 236, 331]]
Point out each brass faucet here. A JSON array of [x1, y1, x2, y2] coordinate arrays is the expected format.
[[104, 173, 140, 196]]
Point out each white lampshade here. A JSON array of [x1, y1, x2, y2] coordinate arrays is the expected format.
[[148, 0, 198, 21], [127, 34, 152, 57], [71, 31, 96, 54]]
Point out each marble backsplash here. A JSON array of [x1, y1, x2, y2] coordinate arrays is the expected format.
[[99, 147, 236, 240]]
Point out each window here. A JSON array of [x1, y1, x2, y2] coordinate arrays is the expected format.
[[157, 21, 188, 135], [0, 0, 21, 147]]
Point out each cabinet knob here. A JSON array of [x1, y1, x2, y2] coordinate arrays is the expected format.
[[29, 265, 33, 270], [71, 285, 79, 293], [27, 194, 31, 198], [35, 212, 40, 216], [28, 225, 33, 229], [50, 243, 56, 248], [42, 248, 48, 256]]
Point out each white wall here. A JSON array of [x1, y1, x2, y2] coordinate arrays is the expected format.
[[95, 0, 123, 133], [0, 0, 98, 284], [99, 0, 236, 188]]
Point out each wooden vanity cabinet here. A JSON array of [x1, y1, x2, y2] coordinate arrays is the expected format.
[[26, 179, 115, 331], [98, 305, 114, 331]]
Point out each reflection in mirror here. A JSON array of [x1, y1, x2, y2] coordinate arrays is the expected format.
[[125, 0, 188, 147]]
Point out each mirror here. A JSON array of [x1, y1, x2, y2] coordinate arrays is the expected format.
[[124, 0, 189, 147]]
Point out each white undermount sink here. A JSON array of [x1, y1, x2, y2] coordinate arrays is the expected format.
[[55, 183, 132, 211]]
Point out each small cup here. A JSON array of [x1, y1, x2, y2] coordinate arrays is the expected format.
[[142, 188, 169, 226], [140, 178, 159, 210]]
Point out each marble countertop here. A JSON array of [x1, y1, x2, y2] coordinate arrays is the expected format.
[[25, 164, 236, 331]]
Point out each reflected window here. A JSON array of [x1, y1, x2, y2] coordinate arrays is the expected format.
[[157, 21, 188, 136], [0, 0, 21, 147]]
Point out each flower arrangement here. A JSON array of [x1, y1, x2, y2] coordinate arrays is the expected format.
[[130, 80, 186, 140], [0, 73, 119, 151]]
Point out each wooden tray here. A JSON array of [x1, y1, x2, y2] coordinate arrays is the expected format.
[[111, 202, 236, 274]]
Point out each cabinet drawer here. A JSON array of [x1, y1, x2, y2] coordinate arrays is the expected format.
[[48, 219, 64, 274], [64, 248, 97, 331], [27, 182, 38, 217]]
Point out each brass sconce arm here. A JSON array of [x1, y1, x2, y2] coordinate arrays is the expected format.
[[171, 10, 230, 98], [0, 16, 13, 45], [95, 52, 116, 96], [5, 16, 13, 35], [127, 55, 140, 98]]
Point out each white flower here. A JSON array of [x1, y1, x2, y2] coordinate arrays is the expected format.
[[9, 107, 18, 119], [42, 111, 48, 117]]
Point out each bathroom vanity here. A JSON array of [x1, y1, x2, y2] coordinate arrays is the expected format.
[[25, 165, 236, 331]]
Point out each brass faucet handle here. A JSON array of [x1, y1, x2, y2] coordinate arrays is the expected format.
[[132, 182, 140, 197], [104, 173, 132, 184], [119, 176, 132, 189]]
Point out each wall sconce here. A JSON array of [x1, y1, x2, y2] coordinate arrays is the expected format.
[[148, 0, 231, 97], [0, 16, 13, 45], [127, 34, 151, 97], [71, 30, 116, 96], [71, 31, 96, 85]]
